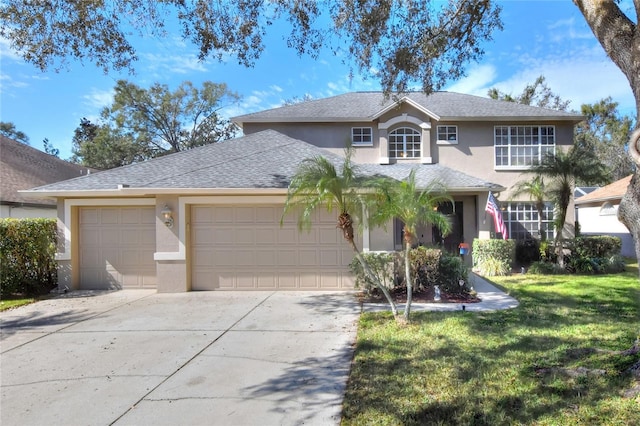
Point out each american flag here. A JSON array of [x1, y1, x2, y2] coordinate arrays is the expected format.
[[485, 192, 508, 240]]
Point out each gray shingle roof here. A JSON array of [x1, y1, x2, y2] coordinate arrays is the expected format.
[[233, 91, 583, 124], [1, 135, 92, 205], [26, 130, 502, 194]]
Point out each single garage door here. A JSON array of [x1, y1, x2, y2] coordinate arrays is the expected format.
[[191, 205, 356, 290], [79, 206, 157, 289]]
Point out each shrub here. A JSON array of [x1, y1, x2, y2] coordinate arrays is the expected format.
[[407, 246, 469, 295], [527, 261, 564, 275], [606, 254, 626, 273], [437, 252, 469, 295], [0, 218, 58, 297], [408, 246, 441, 291], [515, 239, 540, 265], [349, 252, 395, 294], [472, 239, 515, 277], [574, 236, 622, 259]]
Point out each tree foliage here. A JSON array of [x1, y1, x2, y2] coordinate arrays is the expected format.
[[0, 0, 502, 94], [0, 121, 29, 144], [368, 170, 452, 321], [531, 146, 606, 263], [575, 97, 635, 182], [487, 75, 571, 111], [71, 80, 240, 169], [282, 147, 399, 319]]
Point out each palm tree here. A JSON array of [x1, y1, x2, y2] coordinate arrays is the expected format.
[[282, 147, 399, 318], [368, 170, 453, 321], [531, 145, 607, 264], [510, 175, 547, 241]]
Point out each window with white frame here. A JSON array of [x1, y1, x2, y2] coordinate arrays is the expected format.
[[352, 127, 373, 146], [494, 126, 555, 168], [389, 127, 421, 159], [504, 202, 554, 241], [437, 125, 458, 144]]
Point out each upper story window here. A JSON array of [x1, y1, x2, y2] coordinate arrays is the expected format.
[[495, 125, 555, 168], [389, 127, 421, 159], [352, 127, 373, 146], [437, 125, 458, 144]]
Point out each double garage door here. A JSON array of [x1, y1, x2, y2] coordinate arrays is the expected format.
[[190, 205, 356, 290]]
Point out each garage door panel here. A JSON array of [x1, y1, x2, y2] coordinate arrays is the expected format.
[[319, 228, 339, 244], [277, 250, 298, 266], [255, 228, 275, 243], [300, 273, 318, 289], [79, 206, 156, 290], [298, 230, 318, 245], [100, 208, 119, 224], [255, 251, 276, 266], [215, 207, 234, 222], [277, 229, 297, 244], [299, 250, 317, 266], [235, 229, 255, 244], [256, 207, 276, 223], [192, 206, 213, 223], [235, 207, 255, 222], [80, 208, 99, 224], [320, 250, 339, 266], [213, 228, 234, 242]]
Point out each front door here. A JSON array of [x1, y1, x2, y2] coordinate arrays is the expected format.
[[433, 201, 463, 254]]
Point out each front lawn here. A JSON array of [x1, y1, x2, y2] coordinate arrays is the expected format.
[[342, 262, 640, 425], [0, 296, 37, 311]]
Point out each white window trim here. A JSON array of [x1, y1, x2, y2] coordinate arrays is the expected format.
[[494, 125, 556, 170], [389, 126, 421, 159], [436, 125, 458, 145], [351, 127, 373, 146]]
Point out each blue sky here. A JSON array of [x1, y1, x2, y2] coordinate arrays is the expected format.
[[1, 1, 636, 160]]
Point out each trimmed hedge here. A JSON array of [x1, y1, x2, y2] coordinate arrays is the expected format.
[[472, 239, 515, 276], [573, 235, 622, 259], [0, 218, 58, 297]]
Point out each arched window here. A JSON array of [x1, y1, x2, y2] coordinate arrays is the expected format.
[[389, 127, 420, 159]]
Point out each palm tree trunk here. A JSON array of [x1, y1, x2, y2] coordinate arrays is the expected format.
[[403, 241, 412, 321], [348, 241, 399, 318]]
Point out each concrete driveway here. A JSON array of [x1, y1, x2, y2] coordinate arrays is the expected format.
[[1, 290, 361, 426]]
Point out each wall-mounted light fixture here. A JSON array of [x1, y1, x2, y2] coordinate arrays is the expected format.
[[161, 204, 174, 228]]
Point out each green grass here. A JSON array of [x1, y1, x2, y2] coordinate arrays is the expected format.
[[0, 296, 37, 311], [342, 262, 640, 425]]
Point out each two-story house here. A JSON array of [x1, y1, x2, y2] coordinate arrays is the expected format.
[[23, 92, 583, 293]]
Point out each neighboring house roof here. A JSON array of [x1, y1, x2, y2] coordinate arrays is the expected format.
[[574, 175, 633, 205], [24, 130, 503, 197], [1, 135, 91, 206], [232, 92, 584, 126]]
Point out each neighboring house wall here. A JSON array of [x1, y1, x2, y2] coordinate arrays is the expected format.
[[577, 203, 635, 258], [1, 204, 56, 218]]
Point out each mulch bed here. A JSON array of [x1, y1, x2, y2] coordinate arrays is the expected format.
[[359, 286, 481, 304]]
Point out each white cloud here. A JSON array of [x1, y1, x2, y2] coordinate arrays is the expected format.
[[0, 37, 22, 61], [82, 88, 114, 109], [445, 64, 497, 96]]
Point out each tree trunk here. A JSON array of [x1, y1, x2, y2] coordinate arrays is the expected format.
[[404, 241, 412, 322], [619, 173, 640, 278], [574, 0, 640, 270]]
